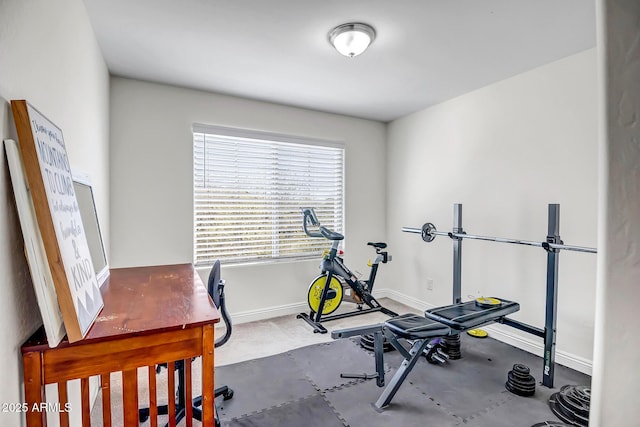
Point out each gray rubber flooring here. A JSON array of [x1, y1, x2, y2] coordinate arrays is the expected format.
[[215, 334, 590, 427]]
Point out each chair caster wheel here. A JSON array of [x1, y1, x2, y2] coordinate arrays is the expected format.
[[223, 389, 234, 400]]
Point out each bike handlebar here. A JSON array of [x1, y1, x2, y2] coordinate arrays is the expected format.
[[302, 208, 344, 241]]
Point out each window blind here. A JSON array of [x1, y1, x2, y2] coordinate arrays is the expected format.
[[194, 125, 344, 265]]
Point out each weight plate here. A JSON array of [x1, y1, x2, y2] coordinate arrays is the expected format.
[[512, 371, 534, 381], [359, 334, 395, 353], [506, 380, 536, 397], [506, 364, 536, 397], [475, 297, 502, 307], [513, 363, 531, 375], [467, 328, 488, 338], [531, 423, 573, 427], [507, 372, 536, 389], [421, 223, 437, 242], [443, 334, 462, 359], [548, 385, 590, 427], [307, 275, 344, 315]]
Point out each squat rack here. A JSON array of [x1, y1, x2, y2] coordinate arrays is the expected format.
[[402, 204, 597, 387]]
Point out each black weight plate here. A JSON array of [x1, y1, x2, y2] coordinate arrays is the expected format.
[[359, 334, 394, 352], [442, 335, 462, 359], [506, 380, 535, 397], [531, 423, 573, 427], [507, 384, 536, 394], [556, 394, 590, 418], [560, 385, 591, 414], [513, 372, 532, 380], [549, 399, 588, 426], [508, 371, 536, 386], [549, 387, 589, 427], [513, 363, 531, 375], [551, 385, 590, 419]]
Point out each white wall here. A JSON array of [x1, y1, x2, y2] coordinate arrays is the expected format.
[[109, 77, 387, 318], [591, 1, 640, 425], [386, 49, 598, 372], [0, 0, 109, 426]]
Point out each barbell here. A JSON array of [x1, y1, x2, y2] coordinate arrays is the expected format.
[[401, 223, 597, 254]]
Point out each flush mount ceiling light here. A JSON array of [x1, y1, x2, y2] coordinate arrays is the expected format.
[[328, 22, 376, 58]]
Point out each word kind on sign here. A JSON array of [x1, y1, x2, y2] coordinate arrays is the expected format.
[[12, 100, 103, 342]]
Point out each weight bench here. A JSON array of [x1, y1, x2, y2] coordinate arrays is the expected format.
[[331, 298, 520, 410]]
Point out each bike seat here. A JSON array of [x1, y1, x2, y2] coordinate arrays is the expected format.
[[367, 242, 387, 249]]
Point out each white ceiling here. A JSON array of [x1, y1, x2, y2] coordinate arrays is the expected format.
[[84, 0, 595, 122]]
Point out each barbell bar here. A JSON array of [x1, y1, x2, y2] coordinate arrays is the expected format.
[[401, 224, 597, 254]]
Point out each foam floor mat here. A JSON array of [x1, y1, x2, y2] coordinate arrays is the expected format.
[[215, 334, 591, 426]]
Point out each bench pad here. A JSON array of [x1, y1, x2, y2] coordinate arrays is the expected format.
[[425, 298, 520, 331], [384, 313, 450, 340]]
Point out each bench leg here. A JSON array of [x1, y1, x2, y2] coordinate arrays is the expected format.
[[333, 323, 387, 386], [374, 338, 432, 410], [373, 330, 385, 386]]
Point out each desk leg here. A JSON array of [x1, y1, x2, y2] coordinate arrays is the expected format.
[[23, 351, 45, 427], [167, 362, 176, 426], [100, 373, 112, 427], [185, 360, 193, 427], [201, 325, 215, 426], [58, 382, 70, 427], [81, 378, 90, 426], [122, 369, 139, 426], [147, 367, 158, 427]]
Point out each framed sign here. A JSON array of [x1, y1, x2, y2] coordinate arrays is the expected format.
[[11, 100, 103, 342], [4, 139, 66, 347], [72, 171, 110, 286]]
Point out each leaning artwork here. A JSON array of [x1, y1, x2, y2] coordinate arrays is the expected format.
[[11, 100, 103, 342], [5, 139, 66, 347]]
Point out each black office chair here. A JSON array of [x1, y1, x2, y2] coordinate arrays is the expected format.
[[139, 260, 233, 426], [197, 259, 234, 424]]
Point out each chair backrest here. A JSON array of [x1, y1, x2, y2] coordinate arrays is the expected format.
[[207, 260, 232, 348], [208, 260, 222, 307]]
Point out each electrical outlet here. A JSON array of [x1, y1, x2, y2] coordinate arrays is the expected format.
[[427, 278, 434, 291]]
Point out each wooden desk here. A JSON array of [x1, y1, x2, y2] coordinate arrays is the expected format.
[[21, 263, 220, 427]]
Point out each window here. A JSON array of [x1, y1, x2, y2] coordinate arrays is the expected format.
[[193, 124, 344, 265]]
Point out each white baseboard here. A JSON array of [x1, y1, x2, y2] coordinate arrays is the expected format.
[[232, 301, 308, 324], [375, 288, 431, 311], [481, 324, 593, 376], [231, 288, 406, 324], [230, 287, 414, 324]]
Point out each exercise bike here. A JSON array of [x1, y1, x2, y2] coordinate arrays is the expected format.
[[297, 208, 398, 334]]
